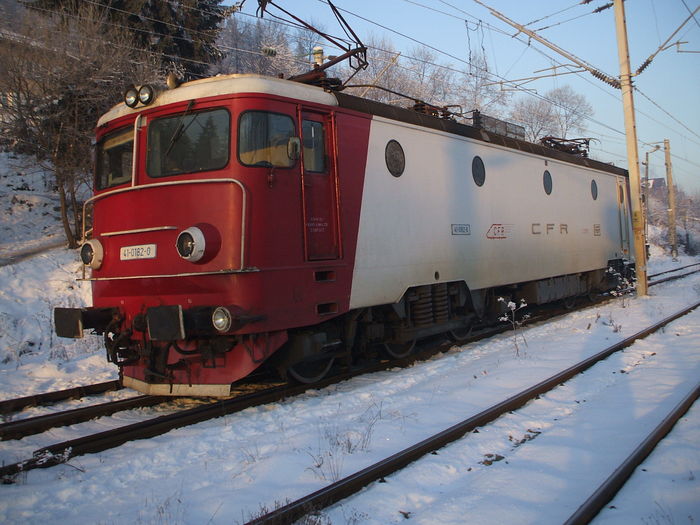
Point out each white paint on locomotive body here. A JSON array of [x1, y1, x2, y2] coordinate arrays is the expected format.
[[97, 74, 338, 126], [348, 115, 631, 309]]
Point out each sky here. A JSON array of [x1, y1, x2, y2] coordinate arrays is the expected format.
[[233, 0, 700, 193]]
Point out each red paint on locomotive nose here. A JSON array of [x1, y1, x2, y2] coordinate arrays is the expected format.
[[87, 79, 372, 395]]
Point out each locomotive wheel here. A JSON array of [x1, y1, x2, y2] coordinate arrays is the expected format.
[[287, 357, 335, 384], [563, 295, 577, 310], [382, 339, 416, 359], [448, 324, 474, 344]]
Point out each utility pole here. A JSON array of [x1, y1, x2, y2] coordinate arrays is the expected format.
[[664, 138, 678, 258], [613, 0, 648, 295], [643, 145, 661, 259], [473, 0, 648, 294]]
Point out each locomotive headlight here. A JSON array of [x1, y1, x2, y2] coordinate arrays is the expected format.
[[211, 307, 232, 332], [124, 87, 139, 108], [138, 84, 155, 105], [80, 239, 104, 269], [176, 227, 206, 262]]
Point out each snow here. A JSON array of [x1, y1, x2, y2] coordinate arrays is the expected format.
[[0, 150, 698, 524]]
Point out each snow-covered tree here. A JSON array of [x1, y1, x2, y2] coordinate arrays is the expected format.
[[508, 96, 557, 142], [547, 85, 594, 139], [509, 85, 593, 142], [0, 3, 164, 247], [25, 0, 229, 79]]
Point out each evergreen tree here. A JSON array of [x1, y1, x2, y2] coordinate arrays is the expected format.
[[24, 0, 228, 79]]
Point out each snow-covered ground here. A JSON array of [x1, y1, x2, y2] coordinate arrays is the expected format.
[[0, 151, 698, 524]]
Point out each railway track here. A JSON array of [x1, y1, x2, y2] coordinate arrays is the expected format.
[[0, 380, 121, 415], [247, 300, 700, 525], [1, 267, 698, 485], [0, 323, 512, 484], [648, 261, 700, 279], [564, 382, 700, 524], [0, 395, 169, 441], [648, 264, 700, 285]]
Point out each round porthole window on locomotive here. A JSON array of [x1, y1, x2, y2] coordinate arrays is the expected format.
[[543, 170, 553, 195], [385, 139, 405, 177], [591, 179, 598, 200], [472, 155, 486, 187]]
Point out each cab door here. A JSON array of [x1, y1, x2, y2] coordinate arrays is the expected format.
[[300, 110, 340, 260]]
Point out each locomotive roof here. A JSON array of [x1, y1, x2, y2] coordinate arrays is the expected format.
[[97, 74, 338, 127], [333, 92, 629, 178], [98, 73, 627, 178]]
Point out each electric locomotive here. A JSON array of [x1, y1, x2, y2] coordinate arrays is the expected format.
[[55, 72, 633, 396]]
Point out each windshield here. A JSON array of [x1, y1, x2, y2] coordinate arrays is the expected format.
[[96, 128, 134, 190], [147, 108, 230, 178]]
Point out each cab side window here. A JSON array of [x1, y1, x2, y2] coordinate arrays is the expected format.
[[238, 111, 296, 168], [302, 120, 326, 173]]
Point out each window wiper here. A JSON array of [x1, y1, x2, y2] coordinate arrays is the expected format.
[[164, 99, 195, 157]]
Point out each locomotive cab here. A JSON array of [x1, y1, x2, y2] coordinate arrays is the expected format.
[[54, 74, 365, 396]]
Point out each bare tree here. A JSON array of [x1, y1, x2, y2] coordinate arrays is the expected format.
[[455, 53, 511, 118], [403, 46, 455, 106], [547, 85, 593, 138], [508, 85, 593, 142], [0, 3, 163, 247], [508, 96, 556, 142], [341, 35, 409, 104]]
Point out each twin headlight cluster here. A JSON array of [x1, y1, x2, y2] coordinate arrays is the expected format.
[[80, 227, 209, 269], [124, 84, 156, 108], [80, 226, 232, 333]]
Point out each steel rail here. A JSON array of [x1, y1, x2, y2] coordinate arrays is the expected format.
[[0, 380, 121, 415], [0, 395, 168, 441], [649, 269, 700, 286], [0, 330, 492, 483], [0, 381, 336, 481], [0, 324, 515, 482], [647, 262, 700, 279], [564, 382, 700, 524], [1, 271, 697, 483], [246, 299, 700, 525]]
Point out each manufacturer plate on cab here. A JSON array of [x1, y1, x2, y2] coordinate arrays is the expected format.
[[120, 244, 157, 260]]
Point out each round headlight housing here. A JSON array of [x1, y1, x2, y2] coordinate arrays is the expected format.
[[212, 307, 232, 332], [176, 227, 206, 262], [138, 84, 155, 105], [124, 87, 139, 108], [80, 239, 104, 269]]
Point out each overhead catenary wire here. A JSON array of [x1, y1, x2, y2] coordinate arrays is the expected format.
[[414, 0, 700, 153], [313, 1, 626, 136], [41, 0, 700, 150], [635, 87, 700, 143], [534, 3, 613, 32], [680, 0, 700, 28], [523, 1, 585, 28], [18, 0, 700, 177], [315, 0, 700, 159], [635, 3, 700, 74]]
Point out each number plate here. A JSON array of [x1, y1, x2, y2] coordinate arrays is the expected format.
[[120, 244, 157, 260]]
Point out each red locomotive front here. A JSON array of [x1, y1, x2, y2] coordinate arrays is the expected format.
[[55, 75, 370, 396]]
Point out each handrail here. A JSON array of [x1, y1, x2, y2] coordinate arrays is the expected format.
[[82, 178, 249, 273]]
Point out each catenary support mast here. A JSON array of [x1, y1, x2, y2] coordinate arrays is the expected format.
[[613, 0, 648, 295], [664, 139, 678, 258]]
